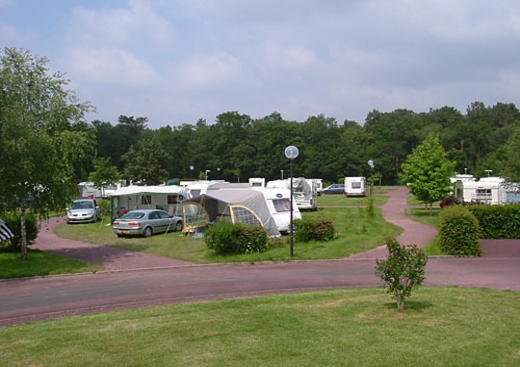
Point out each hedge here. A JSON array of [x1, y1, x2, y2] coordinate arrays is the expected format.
[[439, 206, 481, 256], [294, 218, 335, 242], [467, 204, 520, 239], [204, 221, 268, 255]]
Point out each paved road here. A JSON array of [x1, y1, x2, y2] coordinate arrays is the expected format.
[[1, 187, 519, 326]]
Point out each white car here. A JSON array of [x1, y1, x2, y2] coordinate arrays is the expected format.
[[66, 199, 101, 224]]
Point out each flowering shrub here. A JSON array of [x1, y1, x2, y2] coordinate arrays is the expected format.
[[375, 239, 428, 312], [294, 218, 335, 242], [204, 221, 267, 255]]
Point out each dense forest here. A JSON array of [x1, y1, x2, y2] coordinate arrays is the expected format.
[[74, 101, 520, 185]]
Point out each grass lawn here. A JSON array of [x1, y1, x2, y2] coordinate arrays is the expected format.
[[0, 249, 101, 279], [54, 207, 402, 263], [317, 194, 389, 207], [407, 195, 441, 207], [405, 208, 445, 256], [1, 287, 519, 367]]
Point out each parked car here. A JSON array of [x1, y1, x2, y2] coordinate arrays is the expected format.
[[320, 183, 345, 195], [112, 209, 183, 237], [66, 199, 101, 224]]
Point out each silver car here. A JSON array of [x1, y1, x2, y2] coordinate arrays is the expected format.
[[112, 209, 183, 237], [67, 199, 101, 224]]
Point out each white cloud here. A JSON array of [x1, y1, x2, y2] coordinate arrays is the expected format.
[[262, 42, 318, 70], [173, 52, 246, 90], [68, 48, 159, 87], [0, 21, 39, 46], [69, 0, 174, 46]]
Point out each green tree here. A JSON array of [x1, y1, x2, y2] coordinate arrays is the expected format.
[[0, 48, 92, 259], [122, 139, 169, 185], [88, 157, 122, 197], [400, 134, 456, 214], [502, 128, 520, 183]]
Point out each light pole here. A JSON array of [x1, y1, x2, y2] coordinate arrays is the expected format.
[[368, 160, 374, 196], [280, 169, 284, 180], [205, 169, 211, 181], [285, 145, 299, 257], [189, 165, 194, 178], [485, 169, 492, 177]]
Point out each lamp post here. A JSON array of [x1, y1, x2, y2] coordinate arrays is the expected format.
[[485, 169, 492, 177], [285, 145, 299, 257], [280, 169, 284, 180], [205, 169, 211, 181], [368, 160, 374, 196], [189, 165, 194, 179]]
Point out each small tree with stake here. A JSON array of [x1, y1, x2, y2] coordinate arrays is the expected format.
[[375, 239, 428, 312]]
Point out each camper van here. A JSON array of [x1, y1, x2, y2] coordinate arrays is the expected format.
[[344, 177, 367, 197], [266, 178, 318, 211], [249, 178, 266, 188]]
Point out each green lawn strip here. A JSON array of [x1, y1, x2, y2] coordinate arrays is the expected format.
[[1, 287, 519, 367], [318, 194, 389, 207], [0, 250, 101, 279], [54, 208, 402, 263], [407, 194, 441, 207], [404, 208, 446, 256]]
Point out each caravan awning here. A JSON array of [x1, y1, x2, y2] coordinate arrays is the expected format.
[[0, 218, 14, 242], [182, 189, 280, 236], [110, 185, 186, 196]]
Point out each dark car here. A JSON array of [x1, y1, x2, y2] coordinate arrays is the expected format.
[[112, 209, 183, 237], [320, 183, 345, 195]]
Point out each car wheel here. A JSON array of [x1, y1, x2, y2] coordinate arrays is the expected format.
[[175, 221, 183, 232], [116, 233, 124, 238], [144, 227, 152, 237]]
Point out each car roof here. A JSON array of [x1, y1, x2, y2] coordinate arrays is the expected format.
[[126, 209, 165, 213]]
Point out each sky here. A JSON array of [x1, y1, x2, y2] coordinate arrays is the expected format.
[[1, 0, 520, 129]]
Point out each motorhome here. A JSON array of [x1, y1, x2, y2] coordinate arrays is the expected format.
[[249, 178, 266, 188], [310, 179, 323, 193], [266, 177, 318, 211], [454, 179, 507, 205], [344, 177, 367, 197]]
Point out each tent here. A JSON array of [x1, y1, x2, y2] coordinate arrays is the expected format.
[[0, 218, 14, 242], [110, 185, 187, 221], [182, 189, 280, 236]]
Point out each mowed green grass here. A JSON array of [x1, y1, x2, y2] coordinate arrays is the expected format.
[[0, 250, 101, 279], [318, 194, 389, 207], [1, 287, 519, 367], [54, 207, 402, 263]]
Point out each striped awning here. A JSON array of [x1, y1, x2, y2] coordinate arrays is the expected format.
[[0, 218, 14, 241]]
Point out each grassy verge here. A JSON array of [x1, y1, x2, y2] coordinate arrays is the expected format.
[[318, 194, 389, 207], [54, 207, 402, 263], [0, 249, 101, 279], [407, 195, 441, 207], [1, 287, 519, 367], [405, 208, 445, 256]]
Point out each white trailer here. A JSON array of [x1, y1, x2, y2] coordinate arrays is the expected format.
[[454, 179, 507, 205], [249, 178, 266, 188], [310, 179, 323, 193], [266, 177, 318, 211], [344, 177, 367, 197], [256, 188, 302, 233]]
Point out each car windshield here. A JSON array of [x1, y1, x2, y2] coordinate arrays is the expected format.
[[71, 201, 94, 209], [120, 212, 145, 219]]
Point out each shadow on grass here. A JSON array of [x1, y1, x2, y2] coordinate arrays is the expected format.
[[383, 300, 433, 311]]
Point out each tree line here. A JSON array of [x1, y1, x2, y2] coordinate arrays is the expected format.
[[84, 103, 520, 185]]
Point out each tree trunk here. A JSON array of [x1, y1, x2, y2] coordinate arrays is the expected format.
[[397, 295, 405, 312], [20, 206, 27, 260], [429, 202, 433, 216]]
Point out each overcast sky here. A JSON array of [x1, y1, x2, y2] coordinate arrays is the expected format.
[[1, 0, 520, 128]]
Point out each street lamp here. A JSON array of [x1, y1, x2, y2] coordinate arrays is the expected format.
[[280, 169, 284, 180], [368, 160, 374, 196], [205, 169, 211, 181], [189, 165, 194, 178], [485, 169, 492, 177], [285, 145, 299, 257]]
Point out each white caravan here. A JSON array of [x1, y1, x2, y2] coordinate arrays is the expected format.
[[183, 180, 228, 199], [450, 174, 476, 184], [257, 188, 302, 233], [310, 179, 323, 193], [454, 179, 507, 205], [266, 177, 318, 211], [249, 178, 266, 188], [344, 177, 367, 197], [78, 182, 102, 199]]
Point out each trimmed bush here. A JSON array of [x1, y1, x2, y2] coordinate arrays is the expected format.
[[204, 222, 268, 255], [467, 204, 520, 239], [0, 211, 38, 252], [439, 206, 481, 256], [294, 218, 335, 242]]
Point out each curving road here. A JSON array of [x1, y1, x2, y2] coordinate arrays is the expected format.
[[1, 187, 519, 326]]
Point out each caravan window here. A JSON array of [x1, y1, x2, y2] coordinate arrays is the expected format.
[[272, 199, 291, 212], [168, 194, 183, 204], [351, 182, 361, 189], [231, 206, 262, 226], [476, 189, 491, 194], [190, 189, 201, 198]]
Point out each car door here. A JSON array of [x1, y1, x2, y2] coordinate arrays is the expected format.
[[158, 211, 173, 233]]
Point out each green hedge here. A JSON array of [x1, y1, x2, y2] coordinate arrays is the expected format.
[[439, 206, 481, 256], [467, 204, 520, 239], [204, 222, 268, 255], [0, 211, 38, 252], [294, 218, 335, 242]]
